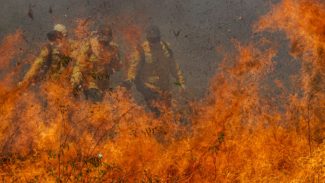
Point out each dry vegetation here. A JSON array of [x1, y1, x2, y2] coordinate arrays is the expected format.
[[0, 0, 324, 182]]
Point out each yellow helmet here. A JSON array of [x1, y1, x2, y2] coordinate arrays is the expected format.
[[54, 24, 67, 37]]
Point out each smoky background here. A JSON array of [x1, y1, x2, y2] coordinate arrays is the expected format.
[[0, 0, 296, 100]]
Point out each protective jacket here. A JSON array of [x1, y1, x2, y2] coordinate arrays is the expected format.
[[127, 40, 184, 93], [71, 37, 121, 91], [23, 43, 71, 83]]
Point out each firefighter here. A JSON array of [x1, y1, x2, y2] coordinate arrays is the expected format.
[[71, 25, 121, 102], [124, 25, 185, 115], [18, 30, 72, 86], [54, 24, 76, 56]]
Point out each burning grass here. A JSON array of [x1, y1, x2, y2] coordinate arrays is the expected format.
[[0, 0, 324, 182]]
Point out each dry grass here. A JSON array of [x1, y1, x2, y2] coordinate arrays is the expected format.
[[0, 0, 324, 182]]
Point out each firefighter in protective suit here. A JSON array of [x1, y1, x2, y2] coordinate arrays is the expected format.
[[125, 25, 185, 115], [71, 26, 121, 102], [19, 30, 72, 86]]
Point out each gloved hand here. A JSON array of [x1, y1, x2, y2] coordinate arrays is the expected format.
[[174, 81, 186, 93], [17, 81, 24, 87], [17, 79, 30, 88]]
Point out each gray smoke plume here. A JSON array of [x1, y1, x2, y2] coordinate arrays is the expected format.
[[1, 0, 288, 99]]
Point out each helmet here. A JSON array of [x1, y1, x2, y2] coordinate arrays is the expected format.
[[98, 25, 112, 36], [146, 25, 161, 43], [97, 25, 113, 44], [54, 24, 67, 37]]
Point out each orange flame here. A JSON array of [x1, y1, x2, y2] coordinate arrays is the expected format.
[[0, 0, 324, 182]]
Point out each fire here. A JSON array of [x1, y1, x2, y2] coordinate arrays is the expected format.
[[0, 30, 25, 95], [0, 0, 324, 182], [0, 30, 24, 70], [74, 18, 92, 40], [256, 0, 325, 148]]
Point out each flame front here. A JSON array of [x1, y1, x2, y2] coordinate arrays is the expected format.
[[0, 0, 324, 182]]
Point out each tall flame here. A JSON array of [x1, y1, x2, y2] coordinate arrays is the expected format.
[[0, 0, 324, 182]]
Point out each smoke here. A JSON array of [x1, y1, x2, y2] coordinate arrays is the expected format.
[[0, 0, 323, 181], [0, 0, 280, 98]]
